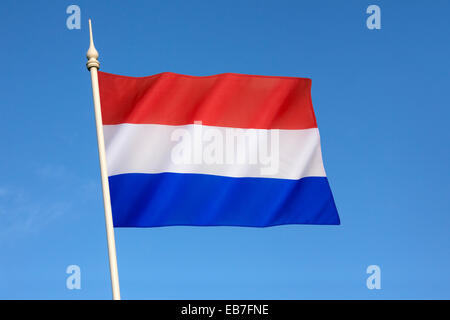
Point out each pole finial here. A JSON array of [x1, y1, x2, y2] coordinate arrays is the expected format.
[[86, 19, 100, 70]]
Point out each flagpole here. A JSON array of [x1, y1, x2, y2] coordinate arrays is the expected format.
[[86, 19, 121, 300]]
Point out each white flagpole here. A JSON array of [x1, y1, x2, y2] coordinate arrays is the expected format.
[[86, 19, 121, 300]]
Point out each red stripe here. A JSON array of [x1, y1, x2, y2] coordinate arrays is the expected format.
[[98, 71, 318, 129]]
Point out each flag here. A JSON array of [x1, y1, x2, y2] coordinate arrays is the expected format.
[[98, 71, 340, 227]]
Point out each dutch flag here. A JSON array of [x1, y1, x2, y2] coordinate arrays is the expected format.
[[98, 71, 340, 227]]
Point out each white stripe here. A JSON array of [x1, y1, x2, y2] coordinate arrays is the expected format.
[[103, 124, 326, 180]]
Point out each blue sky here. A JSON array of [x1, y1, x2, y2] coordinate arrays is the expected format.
[[0, 0, 449, 299]]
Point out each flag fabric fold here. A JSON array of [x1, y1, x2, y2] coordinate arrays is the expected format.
[[98, 71, 340, 227]]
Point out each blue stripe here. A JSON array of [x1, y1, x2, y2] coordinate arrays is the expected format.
[[109, 173, 340, 227]]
